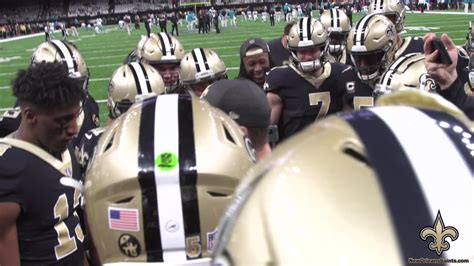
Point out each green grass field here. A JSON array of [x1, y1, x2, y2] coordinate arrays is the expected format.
[[0, 11, 473, 125]]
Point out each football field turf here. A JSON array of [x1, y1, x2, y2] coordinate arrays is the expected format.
[[0, 11, 472, 125]]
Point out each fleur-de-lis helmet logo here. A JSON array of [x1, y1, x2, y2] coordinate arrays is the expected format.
[[420, 210, 459, 256]]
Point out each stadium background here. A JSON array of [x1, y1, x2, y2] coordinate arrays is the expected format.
[[1, 1, 473, 125]]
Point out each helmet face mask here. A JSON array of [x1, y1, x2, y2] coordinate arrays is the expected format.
[[347, 14, 397, 82], [320, 9, 351, 55], [287, 18, 328, 73], [137, 33, 184, 93], [350, 50, 387, 81], [328, 32, 349, 54]]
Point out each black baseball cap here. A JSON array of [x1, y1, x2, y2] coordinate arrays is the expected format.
[[240, 38, 270, 59], [202, 79, 271, 128]]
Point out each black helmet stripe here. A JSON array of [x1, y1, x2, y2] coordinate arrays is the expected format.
[[299, 17, 311, 41], [138, 62, 152, 94], [354, 14, 375, 46], [138, 95, 201, 261], [330, 8, 340, 28], [344, 107, 471, 260], [137, 96, 163, 262], [191, 48, 210, 73], [129, 62, 151, 95], [50, 40, 78, 76], [176, 95, 201, 260], [158, 32, 175, 56]]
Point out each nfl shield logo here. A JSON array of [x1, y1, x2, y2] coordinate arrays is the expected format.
[[207, 228, 218, 253]]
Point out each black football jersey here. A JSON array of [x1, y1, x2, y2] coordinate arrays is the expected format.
[[344, 76, 376, 110], [0, 107, 21, 138], [457, 47, 470, 91], [0, 139, 84, 265], [395, 36, 424, 58], [267, 37, 291, 67], [74, 94, 100, 150], [75, 127, 105, 176], [265, 62, 354, 141]]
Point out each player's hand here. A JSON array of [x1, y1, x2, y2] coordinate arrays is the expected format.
[[423, 33, 458, 90]]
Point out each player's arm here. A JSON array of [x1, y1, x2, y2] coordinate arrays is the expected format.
[[267, 92, 282, 125], [0, 202, 21, 265]]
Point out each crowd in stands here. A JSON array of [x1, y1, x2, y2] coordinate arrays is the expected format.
[[1, 0, 472, 40]]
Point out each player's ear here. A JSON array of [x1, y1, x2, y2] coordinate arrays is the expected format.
[[239, 125, 249, 136], [22, 106, 37, 124]]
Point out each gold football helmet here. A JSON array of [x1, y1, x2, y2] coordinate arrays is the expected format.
[[138, 32, 185, 65], [30, 40, 89, 91], [85, 94, 256, 264], [368, 0, 406, 33], [180, 48, 227, 96], [287, 17, 327, 73], [107, 62, 166, 119], [374, 53, 439, 97], [212, 94, 473, 265], [320, 9, 351, 54], [347, 14, 397, 82]]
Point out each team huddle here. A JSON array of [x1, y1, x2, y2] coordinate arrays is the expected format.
[[0, 0, 473, 265]]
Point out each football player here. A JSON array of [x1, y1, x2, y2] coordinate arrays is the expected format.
[[374, 52, 438, 96], [76, 62, 165, 176], [212, 91, 473, 265], [423, 33, 474, 119], [320, 8, 352, 65], [0, 40, 100, 149], [265, 17, 356, 142], [345, 14, 398, 110], [84, 94, 256, 264], [456, 20, 474, 95], [203, 79, 272, 161], [137, 32, 186, 93], [0, 62, 86, 265], [238, 38, 272, 88], [178, 48, 227, 96], [267, 21, 294, 67], [368, 0, 425, 56], [371, 34, 474, 120], [124, 14, 132, 36]]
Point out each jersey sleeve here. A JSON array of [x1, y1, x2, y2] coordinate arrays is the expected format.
[[0, 145, 24, 205], [264, 67, 285, 94]]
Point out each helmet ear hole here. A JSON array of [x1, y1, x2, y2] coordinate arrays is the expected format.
[[103, 132, 115, 153], [343, 146, 370, 166], [223, 124, 237, 145], [207, 191, 230, 197], [115, 196, 134, 204]]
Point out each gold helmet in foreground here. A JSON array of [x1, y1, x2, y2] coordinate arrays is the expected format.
[[212, 91, 473, 265], [85, 94, 256, 264]]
